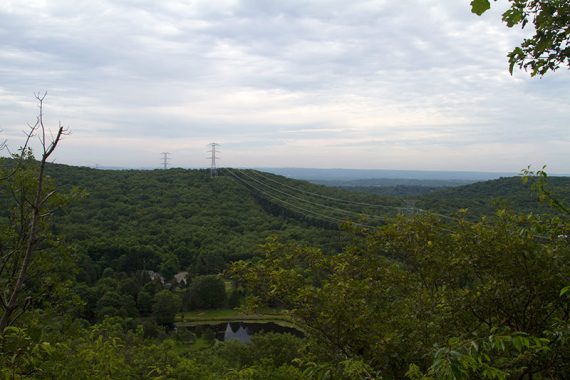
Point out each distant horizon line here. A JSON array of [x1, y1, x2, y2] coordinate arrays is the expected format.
[[78, 165, 519, 174], [2, 155, 567, 176], [83, 165, 568, 176]]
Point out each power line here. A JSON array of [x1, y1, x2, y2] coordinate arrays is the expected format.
[[247, 169, 458, 222], [229, 168, 557, 240], [226, 168, 378, 228], [228, 168, 461, 234], [248, 169, 415, 210], [231, 168, 391, 223]]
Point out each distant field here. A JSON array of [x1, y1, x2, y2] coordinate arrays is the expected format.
[[176, 309, 298, 329]]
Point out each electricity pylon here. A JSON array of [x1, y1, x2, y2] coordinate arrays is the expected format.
[[207, 143, 220, 177], [161, 152, 170, 169]]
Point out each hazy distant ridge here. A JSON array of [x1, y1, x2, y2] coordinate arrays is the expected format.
[[260, 168, 518, 181]]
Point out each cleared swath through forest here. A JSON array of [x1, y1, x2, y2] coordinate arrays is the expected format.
[[224, 168, 459, 229], [224, 168, 563, 241]]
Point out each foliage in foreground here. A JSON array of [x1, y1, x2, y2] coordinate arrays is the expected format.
[[2, 128, 570, 379], [231, 211, 570, 379], [0, 317, 305, 380], [471, 0, 570, 76]]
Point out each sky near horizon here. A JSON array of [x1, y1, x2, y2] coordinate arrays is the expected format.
[[0, 0, 569, 172]]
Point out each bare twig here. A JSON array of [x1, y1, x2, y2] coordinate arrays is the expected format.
[[0, 117, 38, 182], [0, 93, 68, 331], [0, 128, 6, 151]]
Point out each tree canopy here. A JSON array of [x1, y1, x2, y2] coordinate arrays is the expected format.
[[471, 0, 570, 76]]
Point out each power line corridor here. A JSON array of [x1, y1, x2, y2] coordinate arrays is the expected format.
[[224, 167, 458, 230]]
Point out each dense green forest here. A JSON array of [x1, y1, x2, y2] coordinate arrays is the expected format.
[[1, 156, 569, 379], [288, 174, 488, 197], [333, 176, 570, 218], [328, 184, 445, 197], [419, 176, 570, 217], [49, 165, 333, 272], [1, 0, 568, 378], [46, 164, 407, 267]]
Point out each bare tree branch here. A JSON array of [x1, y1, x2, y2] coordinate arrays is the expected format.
[[39, 190, 57, 208], [0, 128, 6, 152], [0, 93, 69, 332], [0, 115, 39, 182]]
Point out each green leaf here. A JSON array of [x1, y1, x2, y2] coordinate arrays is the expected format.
[[512, 336, 523, 352], [471, 0, 491, 16], [502, 8, 524, 27], [508, 47, 525, 74]]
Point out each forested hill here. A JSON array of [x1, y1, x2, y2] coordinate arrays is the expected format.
[[43, 164, 404, 274], [416, 176, 570, 217], [39, 163, 569, 275]]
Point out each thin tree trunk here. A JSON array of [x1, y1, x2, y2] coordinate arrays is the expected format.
[[0, 93, 65, 332]]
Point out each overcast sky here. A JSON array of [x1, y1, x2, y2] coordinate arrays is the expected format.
[[0, 0, 568, 172]]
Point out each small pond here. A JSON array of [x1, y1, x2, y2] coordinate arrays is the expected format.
[[188, 321, 304, 343]]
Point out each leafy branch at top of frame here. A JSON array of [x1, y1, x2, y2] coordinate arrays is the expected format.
[[470, 0, 570, 77]]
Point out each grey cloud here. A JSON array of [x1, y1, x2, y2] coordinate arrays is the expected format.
[[0, 0, 568, 170]]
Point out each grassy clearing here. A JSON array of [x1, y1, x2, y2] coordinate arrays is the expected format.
[[187, 337, 213, 351], [175, 308, 299, 329]]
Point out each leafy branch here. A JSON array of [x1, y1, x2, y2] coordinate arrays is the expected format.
[[471, 0, 570, 76], [521, 166, 570, 215]]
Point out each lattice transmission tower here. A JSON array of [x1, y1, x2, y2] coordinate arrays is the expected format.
[[161, 152, 170, 169], [207, 143, 220, 177]]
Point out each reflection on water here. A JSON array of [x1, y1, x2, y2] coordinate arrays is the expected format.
[[224, 322, 251, 342], [191, 322, 303, 343]]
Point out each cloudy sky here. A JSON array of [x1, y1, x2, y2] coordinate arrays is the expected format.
[[0, 0, 568, 172]]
